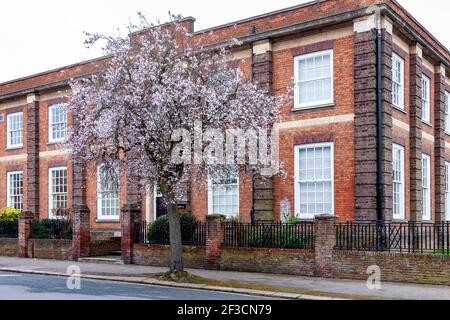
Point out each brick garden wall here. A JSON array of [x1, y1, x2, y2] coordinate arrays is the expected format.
[[333, 251, 450, 286], [133, 244, 206, 269], [28, 239, 73, 261], [0, 238, 18, 257], [220, 247, 315, 276]]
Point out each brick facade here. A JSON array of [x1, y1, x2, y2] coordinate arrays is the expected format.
[[0, 0, 449, 236]]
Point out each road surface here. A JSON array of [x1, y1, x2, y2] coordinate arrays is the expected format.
[[0, 272, 271, 300]]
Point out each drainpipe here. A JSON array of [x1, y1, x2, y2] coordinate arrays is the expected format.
[[250, 24, 257, 225], [375, 9, 383, 223]]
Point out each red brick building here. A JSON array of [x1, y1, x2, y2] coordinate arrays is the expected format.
[[0, 0, 449, 238]]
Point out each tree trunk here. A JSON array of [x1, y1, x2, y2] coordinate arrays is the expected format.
[[166, 201, 184, 273]]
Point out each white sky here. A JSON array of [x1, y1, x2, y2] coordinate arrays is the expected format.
[[0, 0, 448, 83]]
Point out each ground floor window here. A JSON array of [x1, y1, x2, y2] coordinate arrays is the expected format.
[[422, 154, 431, 221], [392, 144, 405, 220], [208, 173, 239, 217], [97, 164, 120, 220], [7, 171, 23, 210], [295, 142, 334, 219], [48, 167, 68, 218]]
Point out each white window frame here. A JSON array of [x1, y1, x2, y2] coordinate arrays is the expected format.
[[48, 104, 68, 143], [48, 167, 68, 219], [392, 144, 405, 220], [207, 174, 240, 218], [6, 112, 23, 149], [294, 142, 334, 219], [446, 162, 450, 221], [421, 75, 431, 123], [422, 154, 431, 221], [294, 50, 334, 109], [7, 171, 23, 210], [445, 91, 450, 134], [392, 53, 405, 110], [97, 164, 120, 221]]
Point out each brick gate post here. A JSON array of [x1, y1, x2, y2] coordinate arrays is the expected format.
[[18, 212, 34, 258], [121, 203, 141, 265], [72, 205, 91, 261], [314, 214, 336, 278], [205, 215, 226, 270]]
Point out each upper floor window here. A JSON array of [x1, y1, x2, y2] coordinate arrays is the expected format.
[[294, 50, 333, 109], [7, 112, 23, 149], [97, 164, 120, 220], [392, 53, 404, 109], [295, 143, 334, 219], [421, 75, 430, 123], [392, 144, 405, 220], [7, 171, 23, 210], [445, 91, 450, 133], [49, 104, 68, 143], [48, 167, 68, 219], [208, 173, 239, 217], [422, 154, 431, 221]]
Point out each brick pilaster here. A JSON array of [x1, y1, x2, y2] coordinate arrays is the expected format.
[[18, 212, 34, 258], [72, 161, 87, 207], [314, 214, 335, 278], [121, 203, 140, 264], [409, 45, 423, 222], [205, 214, 225, 270], [26, 94, 40, 217], [354, 27, 393, 222], [252, 40, 274, 221], [72, 205, 91, 260], [380, 30, 394, 222], [434, 64, 447, 223]]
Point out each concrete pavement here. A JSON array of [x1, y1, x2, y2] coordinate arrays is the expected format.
[[0, 257, 449, 300]]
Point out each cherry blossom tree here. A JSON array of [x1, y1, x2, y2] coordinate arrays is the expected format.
[[68, 14, 284, 273]]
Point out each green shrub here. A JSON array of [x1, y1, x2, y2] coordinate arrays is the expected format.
[[147, 212, 198, 244], [0, 208, 21, 222], [31, 219, 72, 240], [248, 226, 308, 249]]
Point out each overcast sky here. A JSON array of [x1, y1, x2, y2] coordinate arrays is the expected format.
[[0, 0, 448, 83]]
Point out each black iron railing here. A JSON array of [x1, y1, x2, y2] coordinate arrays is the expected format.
[[137, 221, 207, 246], [30, 219, 73, 240], [335, 221, 450, 254], [0, 221, 18, 238], [223, 221, 314, 249]]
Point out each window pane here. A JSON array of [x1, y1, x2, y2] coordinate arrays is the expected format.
[[98, 164, 120, 218], [298, 144, 333, 217], [49, 168, 68, 217], [296, 51, 332, 107], [210, 173, 239, 216]]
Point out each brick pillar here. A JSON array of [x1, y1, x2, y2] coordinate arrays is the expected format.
[[354, 21, 393, 222], [26, 93, 40, 217], [205, 214, 226, 270], [18, 212, 34, 258], [121, 203, 140, 264], [252, 39, 274, 221], [409, 44, 423, 222], [314, 214, 336, 278], [434, 63, 447, 223], [72, 205, 91, 260], [72, 160, 87, 208]]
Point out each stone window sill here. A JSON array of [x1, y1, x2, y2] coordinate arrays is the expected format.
[[392, 106, 407, 114], [5, 146, 24, 151], [291, 103, 335, 113], [421, 120, 433, 128], [96, 219, 120, 224]]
